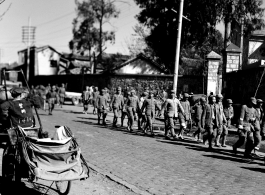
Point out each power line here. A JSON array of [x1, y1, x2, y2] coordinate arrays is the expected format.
[[36, 11, 75, 27]]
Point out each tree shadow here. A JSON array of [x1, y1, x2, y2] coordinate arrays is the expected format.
[[63, 110, 84, 114]]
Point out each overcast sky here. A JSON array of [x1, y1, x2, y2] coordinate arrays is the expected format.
[[0, 0, 263, 64], [0, 0, 140, 63]]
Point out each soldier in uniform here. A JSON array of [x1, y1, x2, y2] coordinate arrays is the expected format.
[[222, 99, 234, 147], [58, 83, 66, 108], [161, 90, 184, 140], [82, 86, 91, 114], [92, 86, 99, 115], [121, 91, 130, 127], [193, 97, 206, 142], [110, 87, 124, 127], [141, 91, 160, 136], [0, 87, 42, 129], [139, 91, 148, 130], [214, 94, 227, 147], [178, 93, 191, 139], [201, 95, 226, 149], [126, 89, 140, 132], [96, 89, 108, 125], [233, 97, 259, 158], [46, 85, 57, 115]]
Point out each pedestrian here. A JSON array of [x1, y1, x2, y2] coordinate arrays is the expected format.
[[126, 89, 140, 132], [46, 85, 57, 115], [214, 94, 227, 147], [58, 83, 66, 108], [201, 95, 226, 149], [233, 97, 259, 158], [253, 99, 263, 151], [92, 86, 99, 115], [178, 93, 191, 139], [96, 89, 108, 125], [82, 86, 91, 114], [193, 97, 206, 142], [161, 90, 184, 140], [141, 91, 160, 136], [110, 87, 124, 127]]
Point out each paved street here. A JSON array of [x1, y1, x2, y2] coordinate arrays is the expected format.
[[2, 104, 265, 195]]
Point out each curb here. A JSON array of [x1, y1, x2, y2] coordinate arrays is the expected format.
[[85, 161, 152, 195]]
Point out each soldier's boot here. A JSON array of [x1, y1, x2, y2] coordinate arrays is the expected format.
[[113, 117, 117, 127], [48, 108, 52, 115], [214, 135, 221, 147], [221, 135, 227, 147], [150, 126, 154, 136], [97, 117, 101, 125], [103, 114, 107, 125]]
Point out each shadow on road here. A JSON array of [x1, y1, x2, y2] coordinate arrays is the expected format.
[[241, 166, 265, 173], [0, 179, 60, 195], [157, 139, 264, 164]]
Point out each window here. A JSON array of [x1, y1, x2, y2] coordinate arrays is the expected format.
[[50, 60, 58, 67]]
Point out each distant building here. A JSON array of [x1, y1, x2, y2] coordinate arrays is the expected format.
[[111, 53, 166, 74]]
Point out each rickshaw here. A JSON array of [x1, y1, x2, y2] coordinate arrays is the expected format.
[[0, 69, 89, 195]]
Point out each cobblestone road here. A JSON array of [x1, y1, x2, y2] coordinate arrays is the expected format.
[[3, 104, 265, 195]]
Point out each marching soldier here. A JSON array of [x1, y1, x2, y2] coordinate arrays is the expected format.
[[58, 83, 66, 108], [215, 94, 227, 147], [46, 85, 57, 115], [233, 97, 259, 158], [110, 87, 124, 127], [82, 86, 91, 114], [92, 86, 99, 115], [121, 91, 130, 127], [161, 90, 184, 140], [201, 95, 226, 149], [141, 91, 160, 136], [178, 93, 191, 139], [223, 99, 234, 147], [126, 89, 140, 132], [193, 97, 206, 142], [96, 89, 108, 125]]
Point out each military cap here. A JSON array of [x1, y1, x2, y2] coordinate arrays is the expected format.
[[217, 94, 223, 99], [10, 86, 26, 94], [143, 91, 148, 96], [183, 93, 189, 98], [257, 99, 263, 103], [149, 91, 154, 95], [200, 97, 206, 102], [170, 90, 176, 94], [131, 89, 136, 93], [250, 97, 257, 104], [226, 99, 233, 104], [52, 85, 56, 89], [117, 87, 122, 91]]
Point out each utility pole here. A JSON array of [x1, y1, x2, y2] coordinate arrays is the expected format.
[[173, 0, 184, 94], [22, 17, 36, 82]]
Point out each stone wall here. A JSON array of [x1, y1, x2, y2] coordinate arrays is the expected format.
[[31, 74, 205, 95]]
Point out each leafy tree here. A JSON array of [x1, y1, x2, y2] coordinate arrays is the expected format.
[[134, 0, 265, 73], [70, 0, 120, 71]]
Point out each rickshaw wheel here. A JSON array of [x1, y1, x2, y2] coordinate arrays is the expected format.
[[2, 145, 21, 182], [55, 181, 71, 195]]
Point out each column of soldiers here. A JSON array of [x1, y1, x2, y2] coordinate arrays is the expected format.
[[82, 86, 265, 159], [31, 83, 66, 115]]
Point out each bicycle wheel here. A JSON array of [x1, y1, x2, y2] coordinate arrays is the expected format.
[[55, 181, 71, 195], [2, 145, 21, 182]]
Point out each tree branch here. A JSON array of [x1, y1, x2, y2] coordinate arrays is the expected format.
[[0, 2, 12, 21]]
